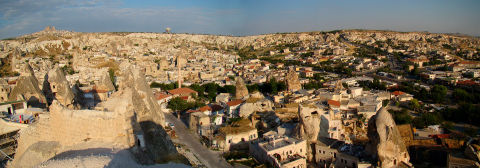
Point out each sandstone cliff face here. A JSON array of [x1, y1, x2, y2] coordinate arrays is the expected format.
[[235, 77, 249, 100], [286, 68, 301, 92], [294, 104, 329, 161], [116, 63, 177, 163], [8, 64, 47, 107], [46, 66, 76, 108], [238, 94, 273, 118], [366, 107, 410, 167], [11, 99, 137, 167], [295, 104, 329, 142], [11, 64, 178, 167], [118, 63, 165, 125]]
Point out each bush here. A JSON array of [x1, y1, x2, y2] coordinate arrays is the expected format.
[[389, 109, 413, 125], [412, 112, 443, 128]]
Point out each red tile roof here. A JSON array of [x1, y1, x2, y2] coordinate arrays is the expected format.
[[155, 93, 171, 100], [198, 105, 212, 112], [168, 88, 197, 95], [392, 91, 405, 96], [226, 99, 243, 106], [187, 109, 200, 113], [328, 100, 340, 107], [457, 80, 477, 86]]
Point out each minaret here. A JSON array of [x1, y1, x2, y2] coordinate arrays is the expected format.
[[176, 56, 183, 88]]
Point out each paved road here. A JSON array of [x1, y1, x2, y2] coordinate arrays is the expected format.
[[165, 113, 232, 168]]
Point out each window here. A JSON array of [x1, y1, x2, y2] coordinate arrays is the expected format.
[[228, 139, 232, 143], [300, 149, 302, 152]]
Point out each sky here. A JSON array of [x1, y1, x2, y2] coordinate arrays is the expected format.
[[1, 0, 479, 39]]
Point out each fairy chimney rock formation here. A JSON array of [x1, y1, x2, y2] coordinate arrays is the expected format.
[[8, 64, 47, 107], [47, 66, 76, 108], [286, 68, 301, 92], [20, 63, 35, 77], [366, 107, 411, 167], [296, 104, 329, 141], [235, 77, 249, 100], [96, 69, 116, 92]]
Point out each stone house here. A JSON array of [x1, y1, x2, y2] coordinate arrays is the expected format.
[[250, 131, 307, 168], [215, 119, 258, 152], [226, 99, 244, 118], [391, 91, 413, 102], [189, 112, 211, 136], [349, 87, 363, 98], [0, 100, 27, 117], [315, 138, 373, 168], [155, 93, 172, 109], [301, 70, 313, 78], [198, 105, 212, 116]]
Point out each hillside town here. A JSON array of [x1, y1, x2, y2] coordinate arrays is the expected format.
[[0, 27, 479, 168]]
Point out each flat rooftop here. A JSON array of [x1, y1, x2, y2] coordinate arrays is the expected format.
[[279, 154, 305, 165], [262, 137, 303, 151]]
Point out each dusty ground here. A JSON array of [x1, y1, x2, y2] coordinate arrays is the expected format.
[[36, 148, 190, 168]]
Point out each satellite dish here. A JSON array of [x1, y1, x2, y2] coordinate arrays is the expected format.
[[165, 27, 171, 33]]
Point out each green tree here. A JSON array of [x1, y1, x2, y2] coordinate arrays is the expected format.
[[108, 68, 117, 90], [202, 83, 219, 101], [247, 84, 259, 93], [409, 98, 420, 111], [453, 88, 473, 103], [389, 109, 413, 125], [189, 84, 206, 98], [167, 97, 188, 112], [382, 100, 389, 107], [150, 82, 176, 91], [430, 85, 447, 103], [219, 85, 236, 95]]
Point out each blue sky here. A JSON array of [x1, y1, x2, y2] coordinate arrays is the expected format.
[[1, 0, 479, 39]]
